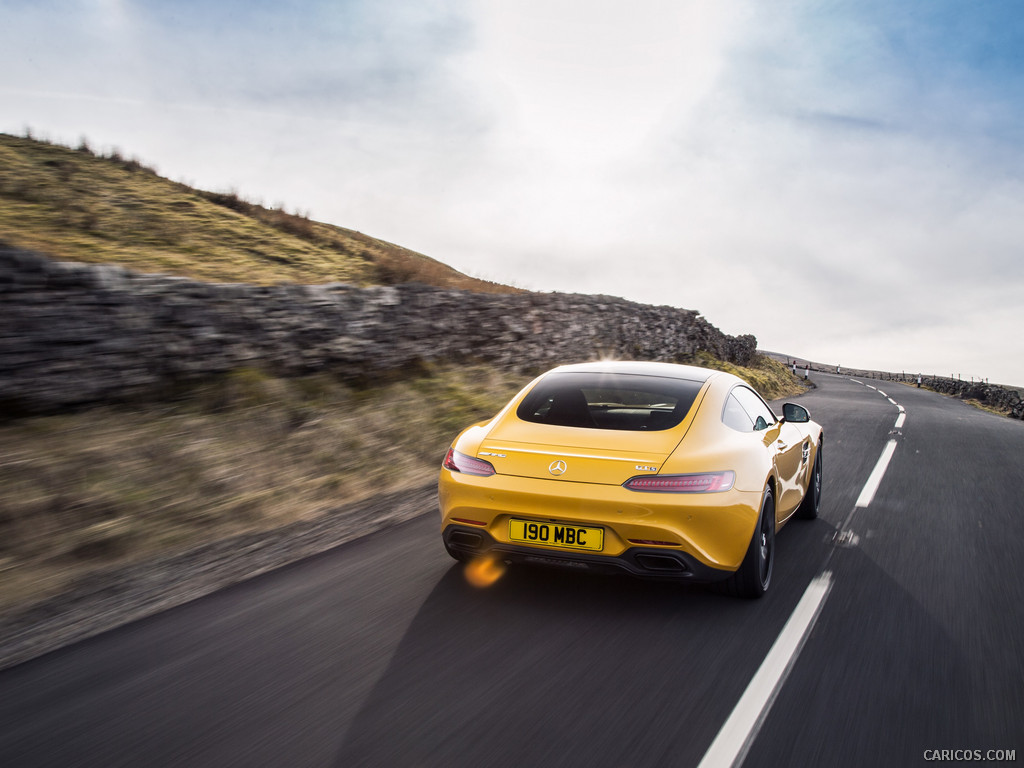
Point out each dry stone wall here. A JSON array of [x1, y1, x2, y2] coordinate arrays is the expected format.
[[925, 376, 1023, 417], [0, 246, 757, 414]]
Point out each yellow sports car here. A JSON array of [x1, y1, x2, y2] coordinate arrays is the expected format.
[[439, 361, 822, 597]]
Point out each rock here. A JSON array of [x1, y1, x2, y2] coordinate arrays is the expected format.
[[0, 245, 761, 413]]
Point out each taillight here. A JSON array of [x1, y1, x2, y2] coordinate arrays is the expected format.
[[443, 447, 496, 477], [623, 471, 735, 493]]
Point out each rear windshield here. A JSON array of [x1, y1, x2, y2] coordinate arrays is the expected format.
[[516, 372, 703, 431]]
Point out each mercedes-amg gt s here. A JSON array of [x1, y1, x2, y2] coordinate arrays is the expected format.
[[439, 361, 822, 597]]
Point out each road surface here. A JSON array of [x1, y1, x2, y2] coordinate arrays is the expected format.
[[1, 373, 1022, 767]]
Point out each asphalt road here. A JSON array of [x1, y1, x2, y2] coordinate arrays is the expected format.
[[1, 373, 1022, 767]]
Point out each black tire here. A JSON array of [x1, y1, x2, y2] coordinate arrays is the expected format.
[[726, 485, 775, 599], [796, 443, 822, 520]]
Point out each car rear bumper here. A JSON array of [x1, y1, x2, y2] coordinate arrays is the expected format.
[[439, 470, 762, 571], [443, 524, 735, 582]]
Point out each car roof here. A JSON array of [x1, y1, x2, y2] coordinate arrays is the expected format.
[[542, 360, 719, 383]]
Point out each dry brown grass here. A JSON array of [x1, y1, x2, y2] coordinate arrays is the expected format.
[[0, 365, 527, 613], [0, 133, 519, 292], [694, 351, 810, 401]]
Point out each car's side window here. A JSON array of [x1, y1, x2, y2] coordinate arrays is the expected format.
[[722, 393, 754, 432], [731, 386, 777, 431]]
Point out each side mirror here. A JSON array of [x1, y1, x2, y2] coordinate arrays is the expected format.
[[782, 403, 810, 423]]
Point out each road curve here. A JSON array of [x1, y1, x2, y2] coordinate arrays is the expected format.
[[1, 373, 1021, 767]]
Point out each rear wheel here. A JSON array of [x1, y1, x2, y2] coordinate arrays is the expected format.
[[796, 443, 822, 520], [726, 485, 775, 599]]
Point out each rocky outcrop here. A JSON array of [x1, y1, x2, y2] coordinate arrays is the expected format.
[[0, 246, 757, 413]]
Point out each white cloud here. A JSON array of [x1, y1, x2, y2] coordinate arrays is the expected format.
[[461, 0, 738, 164]]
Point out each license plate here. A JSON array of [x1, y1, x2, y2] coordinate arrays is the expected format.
[[508, 520, 604, 552]]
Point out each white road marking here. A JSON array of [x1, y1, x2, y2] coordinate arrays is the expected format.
[[696, 571, 834, 768], [833, 529, 860, 548], [697, 375, 905, 767], [855, 440, 898, 508]]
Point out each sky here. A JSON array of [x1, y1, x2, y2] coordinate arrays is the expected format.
[[2, 0, 1023, 385]]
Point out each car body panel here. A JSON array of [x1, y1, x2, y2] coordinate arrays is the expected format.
[[474, 440, 670, 486], [439, 470, 762, 569], [772, 421, 815, 519]]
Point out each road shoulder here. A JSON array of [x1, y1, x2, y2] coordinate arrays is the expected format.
[[0, 484, 437, 671]]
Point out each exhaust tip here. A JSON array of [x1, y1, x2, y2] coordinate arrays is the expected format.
[[449, 531, 483, 549], [634, 553, 689, 573]]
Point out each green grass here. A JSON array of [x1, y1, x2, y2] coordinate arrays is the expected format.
[[0, 133, 519, 292]]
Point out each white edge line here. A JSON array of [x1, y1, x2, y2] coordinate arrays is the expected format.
[[894, 413, 906, 429], [855, 440, 898, 508], [696, 571, 834, 768]]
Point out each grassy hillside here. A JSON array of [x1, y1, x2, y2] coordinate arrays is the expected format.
[[0, 132, 518, 292]]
